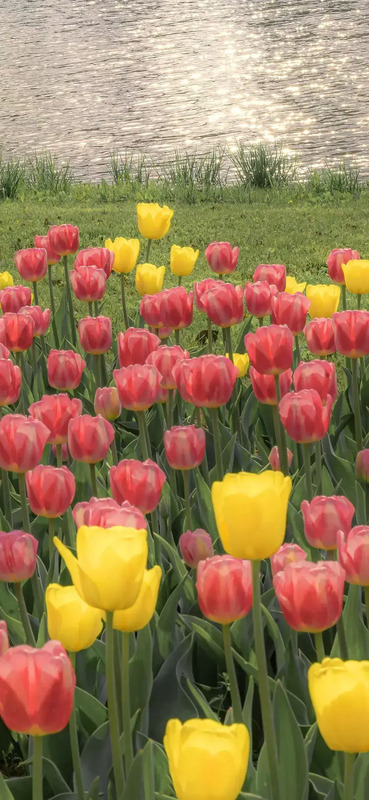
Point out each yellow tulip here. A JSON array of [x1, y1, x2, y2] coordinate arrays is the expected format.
[[226, 352, 250, 378], [306, 284, 341, 318], [54, 525, 148, 611], [342, 260, 369, 295], [105, 237, 140, 274], [111, 566, 161, 632], [135, 263, 165, 296], [212, 471, 292, 559], [137, 203, 174, 240], [46, 583, 103, 652], [0, 272, 14, 290], [164, 718, 249, 800], [308, 658, 369, 752], [285, 276, 306, 294], [170, 245, 199, 277]]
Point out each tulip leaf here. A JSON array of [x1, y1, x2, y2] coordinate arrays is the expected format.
[[261, 604, 285, 675], [80, 721, 112, 796], [130, 624, 153, 733], [322, 436, 356, 505], [353, 751, 369, 800], [149, 634, 197, 742], [331, 583, 369, 660], [0, 773, 15, 799], [74, 686, 108, 729], [194, 468, 218, 541], [42, 757, 71, 794], [122, 746, 145, 800], [239, 794, 265, 799], [153, 533, 194, 603], [273, 680, 309, 800], [185, 678, 218, 721], [155, 575, 188, 661], [4, 777, 32, 799]]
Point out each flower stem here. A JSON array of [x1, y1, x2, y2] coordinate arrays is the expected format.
[[111, 436, 118, 466], [69, 653, 86, 800], [63, 255, 77, 346], [274, 376, 289, 475], [105, 611, 125, 796], [46, 518, 56, 585], [32, 280, 39, 307], [48, 264, 59, 347], [314, 631, 325, 662], [167, 389, 174, 429], [14, 581, 36, 646], [364, 586, 369, 628], [89, 463, 98, 497], [32, 736, 43, 800], [315, 439, 322, 493], [18, 471, 43, 616], [56, 443, 63, 467], [342, 285, 347, 311], [175, 329, 180, 346], [137, 410, 149, 460], [31, 340, 41, 401], [182, 470, 192, 529], [343, 752, 356, 800], [145, 239, 152, 262], [258, 316, 264, 327], [121, 274, 129, 330], [357, 294, 362, 310], [121, 632, 134, 776], [222, 624, 243, 723], [303, 443, 313, 501], [210, 407, 223, 480], [2, 469, 13, 526], [351, 358, 363, 451], [294, 334, 301, 367], [207, 317, 213, 353]]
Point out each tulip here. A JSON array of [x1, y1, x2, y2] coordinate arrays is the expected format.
[[0, 285, 32, 314], [158, 326, 173, 340], [0, 640, 76, 735], [212, 471, 291, 560], [113, 364, 161, 410], [78, 316, 112, 354], [306, 284, 340, 318], [304, 317, 336, 356], [0, 358, 21, 406], [253, 263, 286, 291], [14, 248, 48, 283], [250, 367, 292, 405], [0, 621, 9, 656], [26, 466, 75, 518], [332, 310, 369, 358], [245, 324, 294, 375], [337, 526, 369, 585], [54, 525, 148, 610], [179, 529, 214, 568], [0, 272, 14, 289], [135, 263, 166, 296], [0, 530, 38, 582], [170, 245, 199, 277], [164, 425, 206, 469], [301, 495, 355, 550], [0, 343, 9, 359], [68, 414, 114, 464], [270, 542, 307, 577], [140, 293, 164, 328], [110, 458, 166, 514], [285, 276, 307, 294], [205, 242, 239, 275], [197, 555, 252, 624], [200, 283, 244, 327], [273, 561, 345, 631], [269, 445, 293, 471], [70, 265, 106, 302], [73, 497, 146, 530], [111, 565, 161, 631], [0, 312, 34, 352], [52, 443, 68, 462], [34, 235, 61, 265], [356, 450, 369, 482], [271, 291, 310, 334], [173, 355, 238, 408], [137, 203, 173, 240], [47, 350, 86, 390], [118, 327, 160, 367], [75, 246, 114, 278], [146, 345, 190, 389], [47, 224, 79, 256], [94, 387, 121, 420], [326, 248, 360, 285], [159, 287, 194, 330], [226, 352, 249, 378], [19, 306, 50, 338], [194, 278, 219, 311], [244, 281, 278, 318], [294, 360, 337, 404], [0, 414, 49, 473], [279, 389, 333, 443], [308, 658, 369, 753], [46, 584, 103, 652], [29, 393, 82, 444], [104, 238, 140, 274], [342, 259, 369, 295]]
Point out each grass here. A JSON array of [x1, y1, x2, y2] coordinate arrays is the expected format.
[[230, 142, 297, 188]]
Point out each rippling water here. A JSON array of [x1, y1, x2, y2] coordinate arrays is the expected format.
[[1, 0, 369, 180]]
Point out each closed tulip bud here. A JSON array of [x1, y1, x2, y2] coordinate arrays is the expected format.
[[137, 203, 174, 240], [146, 345, 190, 389], [26, 465, 75, 518], [139, 293, 164, 328], [0, 414, 49, 473], [0, 530, 38, 582], [270, 542, 307, 576], [356, 449, 369, 482], [304, 317, 336, 356], [179, 529, 214, 568], [200, 283, 244, 327], [308, 658, 369, 753], [196, 555, 252, 623], [271, 291, 311, 334], [29, 393, 82, 444], [19, 305, 50, 337], [173, 354, 238, 408], [245, 324, 294, 375], [285, 276, 307, 294], [0, 312, 35, 352], [118, 327, 160, 367], [73, 497, 146, 529], [111, 565, 161, 632], [47, 224, 79, 256], [46, 584, 103, 652], [14, 248, 48, 282], [294, 359, 337, 404], [78, 316, 112, 354], [0, 358, 21, 405], [194, 278, 219, 311], [0, 344, 10, 359], [135, 263, 166, 296], [159, 287, 194, 330], [337, 526, 369, 585], [0, 621, 9, 656], [110, 458, 165, 514], [104, 238, 140, 274], [306, 284, 340, 318], [333, 310, 369, 358], [0, 272, 14, 289], [301, 495, 355, 550], [47, 349, 86, 390], [158, 326, 173, 340], [227, 352, 250, 378], [342, 259, 369, 295], [205, 242, 239, 275], [164, 425, 206, 469], [274, 561, 345, 632], [75, 246, 114, 278], [327, 248, 360, 285], [269, 445, 293, 471], [94, 387, 121, 420], [250, 366, 292, 405], [253, 263, 286, 291], [170, 245, 199, 277], [164, 718, 249, 800], [70, 265, 106, 302], [68, 414, 114, 464], [0, 285, 32, 314], [279, 389, 333, 443], [52, 443, 69, 462], [244, 280, 278, 318], [34, 235, 61, 265], [113, 364, 161, 410], [54, 525, 148, 610]]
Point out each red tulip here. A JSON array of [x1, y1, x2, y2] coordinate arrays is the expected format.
[[327, 248, 360, 284], [94, 387, 121, 420], [0, 530, 38, 582], [73, 497, 146, 529], [356, 449, 369, 482], [194, 279, 219, 312], [0, 640, 76, 735], [118, 327, 160, 367], [14, 248, 48, 282], [271, 291, 310, 334], [332, 310, 369, 358], [70, 265, 106, 302], [279, 389, 333, 443], [146, 345, 190, 389], [253, 263, 286, 291], [47, 224, 79, 256], [294, 360, 337, 404], [0, 344, 10, 359], [159, 287, 194, 330], [74, 247, 114, 278], [52, 443, 68, 462], [196, 555, 252, 624], [164, 425, 206, 469], [269, 445, 293, 471], [304, 318, 336, 356], [78, 316, 112, 354], [0, 359, 21, 406], [270, 543, 307, 577], [200, 283, 244, 327], [113, 364, 161, 410], [244, 281, 278, 318], [26, 465, 75, 519], [0, 313, 35, 352], [140, 294, 164, 328], [29, 394, 82, 444], [0, 622, 9, 656], [68, 414, 115, 464], [110, 458, 166, 513], [245, 324, 294, 375], [47, 350, 86, 391], [273, 561, 345, 632], [338, 526, 369, 585], [301, 495, 355, 550], [34, 235, 61, 265], [0, 414, 49, 473], [173, 354, 238, 408], [205, 242, 239, 275], [250, 367, 292, 405], [0, 286, 32, 314], [179, 529, 214, 568], [158, 326, 173, 340], [19, 306, 51, 337]]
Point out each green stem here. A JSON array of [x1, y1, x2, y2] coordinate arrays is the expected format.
[[93, 354, 101, 389], [137, 410, 149, 460], [122, 632, 134, 775], [271, 405, 283, 464], [294, 334, 301, 369], [18, 471, 30, 529], [89, 463, 98, 497], [56, 443, 63, 467], [2, 469, 12, 527], [364, 586, 369, 629], [175, 329, 180, 346], [111, 436, 118, 466], [303, 443, 313, 501], [327, 552, 349, 659], [182, 470, 192, 529], [343, 752, 356, 800], [210, 407, 223, 480], [145, 239, 152, 263], [47, 518, 55, 585], [274, 376, 289, 475], [167, 389, 174, 430], [14, 581, 36, 646], [351, 358, 363, 451], [222, 624, 243, 723], [251, 561, 280, 800], [94, 300, 99, 316], [315, 439, 322, 493], [88, 301, 94, 317], [32, 736, 43, 800], [342, 285, 347, 311], [31, 340, 41, 401], [143, 741, 155, 800], [178, 275, 182, 286], [69, 653, 86, 800], [105, 611, 125, 796], [32, 280, 39, 307], [63, 255, 77, 346], [48, 264, 59, 348], [357, 294, 362, 310], [16, 352, 26, 414], [207, 317, 213, 354], [121, 274, 129, 330], [314, 631, 325, 662], [258, 316, 264, 326]]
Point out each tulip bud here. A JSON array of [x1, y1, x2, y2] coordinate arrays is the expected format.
[[14, 248, 48, 282], [179, 529, 214, 568], [47, 350, 86, 391], [0, 312, 35, 352], [164, 425, 206, 469], [227, 353, 249, 378], [356, 449, 369, 482], [159, 287, 194, 330], [137, 203, 173, 240], [78, 316, 112, 354], [301, 495, 355, 550], [118, 327, 160, 367], [135, 263, 166, 296], [113, 364, 161, 410], [52, 443, 69, 462], [201, 283, 244, 328], [68, 414, 115, 464], [245, 324, 294, 375], [274, 561, 345, 632], [270, 542, 307, 577], [271, 291, 311, 334], [70, 266, 106, 302], [140, 293, 164, 328], [205, 242, 239, 275], [0, 414, 49, 473], [279, 389, 333, 443], [253, 263, 286, 291], [308, 658, 369, 753], [269, 445, 293, 471], [29, 393, 82, 444], [47, 224, 79, 256], [0, 272, 14, 290], [0, 285, 32, 314], [105, 238, 140, 274], [75, 246, 114, 278], [333, 310, 369, 358], [338, 526, 369, 585], [306, 284, 340, 318], [326, 248, 360, 285], [196, 555, 252, 624], [0, 530, 38, 582], [110, 458, 166, 514], [26, 465, 76, 518], [94, 387, 121, 420], [72, 497, 146, 529], [342, 259, 369, 295], [170, 245, 199, 277], [304, 317, 336, 356], [244, 281, 278, 318]]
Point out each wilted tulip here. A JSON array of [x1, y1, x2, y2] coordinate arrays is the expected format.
[[110, 458, 166, 514]]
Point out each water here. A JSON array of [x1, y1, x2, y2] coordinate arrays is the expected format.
[[1, 0, 369, 180]]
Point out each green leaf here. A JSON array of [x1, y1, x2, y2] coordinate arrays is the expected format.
[[149, 635, 197, 742], [273, 681, 309, 800], [194, 468, 218, 541], [322, 436, 356, 505], [43, 757, 71, 795], [261, 604, 285, 674], [5, 777, 32, 800], [331, 584, 369, 659], [75, 686, 108, 729], [122, 747, 145, 800], [155, 575, 187, 660], [185, 678, 218, 720], [130, 624, 153, 734], [153, 533, 195, 604], [0, 772, 15, 799], [80, 721, 111, 797]]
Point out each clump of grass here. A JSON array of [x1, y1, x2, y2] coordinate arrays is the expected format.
[[161, 148, 226, 202], [0, 156, 25, 199], [230, 142, 297, 188], [25, 152, 74, 193], [109, 151, 152, 186], [308, 160, 360, 194]]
